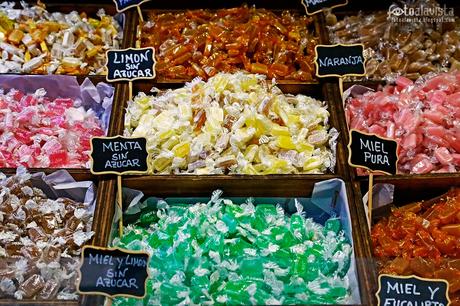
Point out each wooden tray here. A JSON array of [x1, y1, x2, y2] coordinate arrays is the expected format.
[[97, 177, 374, 305], [0, 172, 110, 306], [134, 7, 325, 85], [0, 75, 124, 180], [352, 177, 460, 305], [125, 80, 350, 177], [2, 2, 132, 78], [334, 80, 460, 183]]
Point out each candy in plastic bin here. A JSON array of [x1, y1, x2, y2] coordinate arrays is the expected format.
[[328, 0, 460, 80], [372, 188, 460, 304], [112, 191, 353, 305], [0, 87, 105, 168]]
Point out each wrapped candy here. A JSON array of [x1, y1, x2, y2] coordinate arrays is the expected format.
[[0, 2, 123, 75], [0, 76, 112, 168], [328, 0, 460, 80], [372, 188, 460, 305], [112, 191, 354, 305], [345, 71, 460, 174], [125, 72, 337, 174], [0, 168, 95, 300], [142, 6, 318, 81]]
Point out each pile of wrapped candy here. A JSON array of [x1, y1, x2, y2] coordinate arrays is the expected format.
[[112, 191, 353, 305], [345, 71, 460, 174], [125, 72, 337, 174], [0, 2, 122, 74], [142, 6, 318, 81], [0, 169, 94, 300], [328, 0, 460, 80], [0, 87, 105, 168], [372, 188, 460, 305]]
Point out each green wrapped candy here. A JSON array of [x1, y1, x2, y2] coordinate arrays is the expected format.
[[112, 192, 354, 305]]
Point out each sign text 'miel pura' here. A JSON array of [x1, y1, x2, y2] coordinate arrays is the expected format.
[[348, 129, 398, 175]]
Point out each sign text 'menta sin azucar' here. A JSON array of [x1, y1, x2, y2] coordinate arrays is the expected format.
[[78, 246, 150, 299], [315, 44, 366, 78], [113, 0, 151, 13], [90, 136, 149, 175], [376, 274, 450, 306], [106, 47, 156, 82], [301, 0, 348, 15], [348, 129, 399, 175]]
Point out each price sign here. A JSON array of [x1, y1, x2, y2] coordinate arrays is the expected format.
[[347, 129, 399, 175], [376, 274, 450, 306], [106, 48, 156, 82], [90, 136, 149, 175], [301, 0, 348, 15], [113, 0, 151, 13], [314, 44, 366, 78], [78, 246, 150, 298]]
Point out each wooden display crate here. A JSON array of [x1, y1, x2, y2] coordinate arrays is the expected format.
[[2, 2, 133, 78], [0, 171, 111, 306], [13, 1, 460, 305], [134, 7, 325, 84], [95, 177, 375, 305], [0, 75, 125, 181], [333, 80, 460, 184], [352, 177, 460, 305]]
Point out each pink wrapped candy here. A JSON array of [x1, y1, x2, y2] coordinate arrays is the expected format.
[[345, 71, 460, 174], [0, 88, 105, 168]]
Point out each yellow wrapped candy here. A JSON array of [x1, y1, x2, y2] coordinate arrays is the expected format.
[[126, 72, 337, 174]]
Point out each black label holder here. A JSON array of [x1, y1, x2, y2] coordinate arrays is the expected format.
[[314, 43, 367, 78], [77, 245, 151, 299], [301, 0, 349, 15], [347, 129, 399, 176], [105, 47, 157, 83], [376, 274, 451, 306]]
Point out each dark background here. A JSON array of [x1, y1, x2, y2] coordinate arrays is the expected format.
[[27, 0, 460, 10]]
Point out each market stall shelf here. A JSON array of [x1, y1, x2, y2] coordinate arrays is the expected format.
[[352, 176, 460, 305], [2, 1, 459, 305], [97, 177, 374, 305], [134, 7, 325, 84]]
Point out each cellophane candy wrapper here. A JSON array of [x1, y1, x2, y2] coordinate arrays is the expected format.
[[142, 5, 318, 81], [0, 167, 96, 300], [327, 0, 460, 81], [0, 1, 124, 75], [344, 71, 460, 175], [125, 72, 338, 174], [110, 179, 361, 305], [369, 186, 460, 305], [0, 74, 114, 168]]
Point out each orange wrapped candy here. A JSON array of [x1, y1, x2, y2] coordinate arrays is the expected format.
[[372, 188, 460, 305], [142, 6, 318, 81]]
